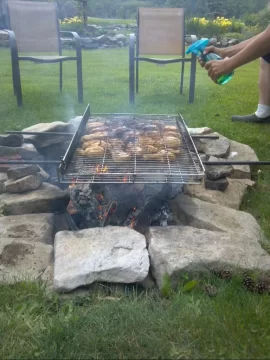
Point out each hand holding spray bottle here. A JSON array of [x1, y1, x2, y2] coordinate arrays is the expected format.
[[186, 38, 234, 85]]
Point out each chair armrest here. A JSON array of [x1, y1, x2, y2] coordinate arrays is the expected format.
[[4, 29, 19, 58], [185, 35, 197, 44], [60, 31, 82, 58]]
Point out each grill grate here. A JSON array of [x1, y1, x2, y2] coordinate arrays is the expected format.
[[59, 114, 205, 184]]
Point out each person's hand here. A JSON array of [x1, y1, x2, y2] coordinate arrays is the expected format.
[[198, 46, 225, 67], [205, 57, 233, 83]]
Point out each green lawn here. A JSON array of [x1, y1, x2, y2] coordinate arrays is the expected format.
[[87, 16, 136, 26], [1, 47, 270, 359]]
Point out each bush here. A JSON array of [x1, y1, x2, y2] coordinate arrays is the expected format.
[[60, 16, 84, 34], [222, 32, 245, 41], [185, 17, 245, 39]]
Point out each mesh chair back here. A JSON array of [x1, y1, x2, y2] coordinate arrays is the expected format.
[[138, 7, 185, 56], [8, 0, 60, 52]]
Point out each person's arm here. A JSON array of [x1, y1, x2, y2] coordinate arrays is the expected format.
[[221, 34, 260, 57], [205, 27, 270, 82]]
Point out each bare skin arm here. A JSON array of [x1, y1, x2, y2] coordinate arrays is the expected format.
[[205, 27, 270, 82]]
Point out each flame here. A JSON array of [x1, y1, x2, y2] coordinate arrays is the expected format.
[[69, 177, 77, 189], [95, 164, 108, 174], [67, 201, 78, 215], [123, 176, 128, 183]]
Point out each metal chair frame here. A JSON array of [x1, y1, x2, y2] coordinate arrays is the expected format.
[[4, 0, 83, 107], [129, 8, 197, 104]]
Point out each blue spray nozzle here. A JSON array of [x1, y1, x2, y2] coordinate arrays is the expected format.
[[185, 38, 210, 56]]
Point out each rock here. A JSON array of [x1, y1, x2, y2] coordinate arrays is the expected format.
[[0, 143, 40, 160], [205, 156, 233, 180], [227, 140, 259, 179], [115, 34, 127, 42], [188, 127, 213, 135], [38, 166, 50, 181], [38, 141, 70, 160], [147, 226, 270, 290], [22, 122, 74, 148], [170, 194, 266, 242], [228, 39, 239, 46], [205, 178, 229, 192], [140, 273, 156, 289], [0, 213, 54, 244], [5, 173, 43, 193], [209, 37, 218, 46], [7, 164, 40, 180], [199, 154, 209, 162], [0, 154, 22, 172], [0, 238, 53, 283], [0, 183, 70, 215], [54, 227, 150, 292], [0, 134, 23, 147], [221, 38, 229, 47], [183, 178, 255, 210], [0, 173, 7, 194], [194, 133, 230, 158]]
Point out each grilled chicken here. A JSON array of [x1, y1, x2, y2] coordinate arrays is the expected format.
[[84, 146, 104, 157]]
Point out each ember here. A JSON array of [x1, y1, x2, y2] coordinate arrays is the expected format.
[[95, 164, 108, 174]]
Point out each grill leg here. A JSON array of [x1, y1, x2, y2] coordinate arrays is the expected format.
[[129, 34, 135, 104], [180, 60, 185, 94], [60, 62, 63, 92], [189, 53, 197, 104]]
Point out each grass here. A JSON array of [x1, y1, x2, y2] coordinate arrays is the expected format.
[[1, 278, 270, 359], [1, 47, 270, 358], [87, 16, 136, 26]]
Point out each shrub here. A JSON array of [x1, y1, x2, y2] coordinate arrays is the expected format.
[[222, 32, 245, 41], [185, 16, 245, 39], [60, 16, 84, 33]]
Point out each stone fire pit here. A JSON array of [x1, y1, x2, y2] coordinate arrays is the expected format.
[[0, 118, 269, 293]]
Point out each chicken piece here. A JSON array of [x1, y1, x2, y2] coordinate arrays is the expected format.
[[113, 126, 130, 137], [137, 136, 155, 146], [84, 146, 104, 157], [142, 145, 159, 154], [143, 150, 176, 161], [142, 124, 158, 131], [76, 148, 85, 156], [81, 132, 108, 142], [87, 126, 109, 134], [163, 137, 181, 148], [167, 148, 181, 155], [86, 122, 104, 129], [164, 131, 181, 139], [108, 139, 124, 148], [164, 125, 177, 132], [126, 143, 143, 157], [111, 150, 131, 162], [143, 131, 160, 138], [81, 140, 107, 150]]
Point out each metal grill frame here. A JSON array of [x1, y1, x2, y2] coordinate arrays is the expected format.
[[58, 104, 205, 184]]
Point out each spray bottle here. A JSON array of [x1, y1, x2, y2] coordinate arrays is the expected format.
[[186, 38, 234, 85]]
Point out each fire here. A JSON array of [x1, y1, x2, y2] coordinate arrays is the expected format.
[[123, 176, 128, 183], [95, 164, 108, 174], [67, 200, 78, 215], [69, 177, 77, 189]]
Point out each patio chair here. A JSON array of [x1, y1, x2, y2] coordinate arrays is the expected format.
[[4, 0, 83, 107], [129, 8, 197, 104]]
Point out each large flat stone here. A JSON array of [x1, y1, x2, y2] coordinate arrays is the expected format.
[[228, 140, 259, 179], [0, 238, 53, 283], [183, 178, 255, 210], [194, 133, 230, 158], [205, 156, 233, 180], [171, 194, 266, 242], [188, 127, 213, 135], [0, 173, 7, 194], [54, 227, 150, 292], [7, 164, 40, 180], [22, 122, 74, 148], [147, 226, 270, 290], [0, 183, 70, 215], [5, 173, 43, 193], [0, 134, 23, 148], [0, 144, 40, 160], [0, 213, 54, 245]]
